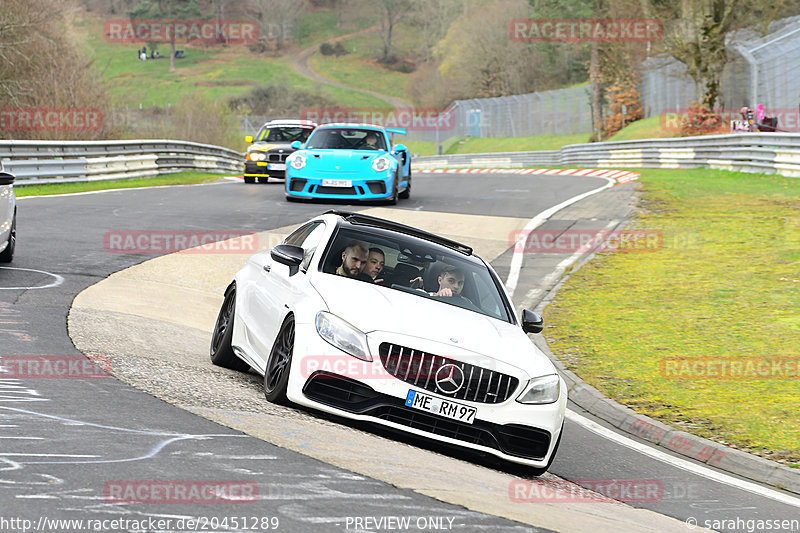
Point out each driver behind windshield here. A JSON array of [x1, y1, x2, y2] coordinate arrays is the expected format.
[[414, 264, 474, 305], [362, 132, 380, 149]]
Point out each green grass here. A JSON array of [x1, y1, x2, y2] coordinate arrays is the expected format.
[[307, 22, 421, 103], [403, 137, 461, 156], [15, 171, 225, 197], [445, 134, 591, 154], [309, 51, 411, 101], [296, 9, 380, 48], [543, 168, 800, 464], [608, 115, 681, 141], [403, 134, 590, 156], [79, 15, 388, 110]]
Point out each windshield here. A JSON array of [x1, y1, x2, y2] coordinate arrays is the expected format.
[[319, 226, 512, 323], [306, 128, 387, 151], [255, 126, 313, 143]]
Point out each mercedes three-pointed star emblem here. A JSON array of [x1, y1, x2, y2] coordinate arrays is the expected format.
[[434, 364, 465, 395]]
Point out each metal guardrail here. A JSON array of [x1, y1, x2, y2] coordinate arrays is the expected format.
[[414, 132, 800, 178], [0, 140, 244, 184]]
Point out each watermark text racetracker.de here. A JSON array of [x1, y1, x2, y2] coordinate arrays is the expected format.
[[301, 107, 455, 132], [510, 228, 663, 254], [509, 478, 663, 503], [1, 108, 102, 132], [661, 107, 800, 133], [510, 18, 663, 42], [0, 355, 111, 379], [104, 480, 257, 504], [104, 19, 260, 44], [661, 357, 800, 380], [104, 230, 259, 255]]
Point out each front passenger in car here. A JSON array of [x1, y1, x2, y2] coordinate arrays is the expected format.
[[336, 241, 374, 283]]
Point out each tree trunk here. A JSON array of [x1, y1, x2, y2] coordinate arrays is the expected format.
[[590, 0, 604, 141]]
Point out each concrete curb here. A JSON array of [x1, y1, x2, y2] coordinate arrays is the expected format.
[[524, 206, 800, 498]]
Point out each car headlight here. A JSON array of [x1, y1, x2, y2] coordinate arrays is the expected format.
[[372, 156, 391, 172], [248, 151, 266, 161], [315, 311, 371, 361], [289, 153, 306, 170], [516, 374, 560, 404]]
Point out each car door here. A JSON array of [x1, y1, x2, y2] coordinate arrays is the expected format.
[[244, 222, 327, 370]]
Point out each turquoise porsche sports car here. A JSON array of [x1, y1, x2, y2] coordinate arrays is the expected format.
[[285, 123, 411, 203]]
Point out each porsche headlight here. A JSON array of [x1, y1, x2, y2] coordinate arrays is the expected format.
[[289, 153, 307, 170], [248, 151, 266, 162], [315, 311, 371, 361], [372, 156, 391, 172], [516, 374, 560, 404]]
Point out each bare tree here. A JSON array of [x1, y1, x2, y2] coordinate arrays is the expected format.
[[376, 0, 413, 62], [1, 0, 115, 140], [406, 0, 464, 62], [638, 0, 798, 109], [248, 0, 308, 51], [435, 0, 539, 99]]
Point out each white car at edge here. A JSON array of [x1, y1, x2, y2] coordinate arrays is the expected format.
[[210, 210, 566, 474], [0, 161, 16, 263]]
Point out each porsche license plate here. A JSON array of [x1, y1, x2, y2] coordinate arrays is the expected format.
[[405, 390, 476, 424], [322, 178, 352, 187], [267, 163, 286, 171]]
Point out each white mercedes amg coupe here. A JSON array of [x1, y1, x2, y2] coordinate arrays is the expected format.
[[210, 211, 566, 474]]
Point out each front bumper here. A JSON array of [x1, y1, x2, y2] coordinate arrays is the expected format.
[[286, 172, 393, 200], [284, 323, 567, 467], [245, 161, 286, 179]]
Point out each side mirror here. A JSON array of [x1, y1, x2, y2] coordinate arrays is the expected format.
[[245, 135, 253, 143], [270, 244, 304, 276], [393, 143, 407, 153], [290, 141, 302, 150], [0, 172, 15, 186], [521, 309, 544, 334]]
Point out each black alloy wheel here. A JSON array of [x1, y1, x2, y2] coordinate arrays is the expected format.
[[264, 317, 295, 404]]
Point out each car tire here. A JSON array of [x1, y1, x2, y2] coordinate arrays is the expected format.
[[209, 286, 251, 372], [264, 316, 295, 405], [398, 172, 411, 200], [258, 177, 269, 184], [0, 210, 16, 263], [244, 177, 256, 184], [387, 172, 398, 205], [525, 422, 563, 477]]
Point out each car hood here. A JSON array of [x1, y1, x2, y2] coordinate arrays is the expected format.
[[309, 273, 555, 378], [301, 150, 391, 172], [249, 142, 293, 152]]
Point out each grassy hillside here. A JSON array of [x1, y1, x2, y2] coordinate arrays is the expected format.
[[608, 115, 681, 141], [309, 31, 416, 102], [77, 15, 389, 110]]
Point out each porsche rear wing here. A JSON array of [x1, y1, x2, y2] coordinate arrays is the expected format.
[[384, 128, 407, 136]]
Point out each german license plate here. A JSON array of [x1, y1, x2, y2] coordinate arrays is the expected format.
[[322, 178, 352, 187], [267, 163, 286, 171], [405, 389, 476, 424]]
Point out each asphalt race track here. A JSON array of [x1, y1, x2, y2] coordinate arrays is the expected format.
[[2, 173, 799, 533]]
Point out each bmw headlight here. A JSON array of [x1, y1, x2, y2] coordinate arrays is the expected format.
[[315, 311, 371, 361], [516, 374, 560, 404], [248, 151, 266, 162], [289, 153, 307, 170], [372, 156, 391, 172]]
